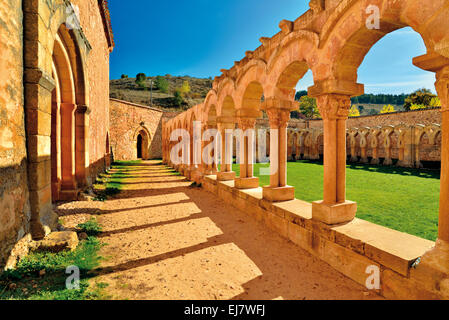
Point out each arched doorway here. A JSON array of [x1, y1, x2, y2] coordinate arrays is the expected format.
[[137, 134, 143, 159], [134, 127, 151, 160]]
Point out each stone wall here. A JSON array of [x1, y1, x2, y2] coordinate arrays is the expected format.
[[110, 99, 169, 160], [0, 0, 113, 268], [72, 0, 112, 182], [0, 0, 32, 267], [308, 108, 442, 128]]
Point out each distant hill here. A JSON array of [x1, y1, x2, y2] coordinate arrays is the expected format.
[[110, 75, 213, 111]]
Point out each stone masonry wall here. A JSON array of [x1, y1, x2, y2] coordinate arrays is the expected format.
[[109, 99, 167, 160], [0, 0, 32, 266], [72, 0, 111, 182], [308, 108, 442, 128]]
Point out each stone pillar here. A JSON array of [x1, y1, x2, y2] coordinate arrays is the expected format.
[[359, 128, 370, 164], [217, 121, 236, 181], [348, 128, 358, 163], [25, 69, 59, 239], [261, 98, 296, 202], [75, 105, 90, 188], [235, 117, 259, 189], [370, 127, 381, 165], [414, 125, 425, 169], [436, 67, 449, 243], [312, 94, 357, 224], [382, 126, 394, 166], [59, 102, 78, 200]]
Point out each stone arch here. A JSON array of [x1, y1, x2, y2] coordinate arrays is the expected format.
[[235, 60, 268, 112], [266, 37, 315, 100], [133, 126, 152, 160], [317, 0, 449, 83]]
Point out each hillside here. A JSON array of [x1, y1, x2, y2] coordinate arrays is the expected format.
[[110, 75, 213, 111]]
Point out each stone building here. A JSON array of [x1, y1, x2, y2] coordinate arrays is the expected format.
[[109, 99, 172, 161], [0, 0, 113, 267]]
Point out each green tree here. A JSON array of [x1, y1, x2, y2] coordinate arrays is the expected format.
[[298, 96, 320, 119], [380, 104, 396, 114], [173, 89, 185, 106], [135, 73, 147, 89], [404, 88, 436, 110], [295, 90, 308, 101], [121, 74, 128, 79], [155, 76, 169, 93], [349, 105, 360, 117]]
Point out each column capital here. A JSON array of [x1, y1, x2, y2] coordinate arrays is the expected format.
[[216, 116, 236, 124], [237, 117, 256, 131], [217, 122, 235, 131], [436, 66, 449, 113], [316, 94, 352, 120], [266, 108, 290, 129]]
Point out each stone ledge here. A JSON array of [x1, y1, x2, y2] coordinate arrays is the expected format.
[[332, 219, 435, 277]]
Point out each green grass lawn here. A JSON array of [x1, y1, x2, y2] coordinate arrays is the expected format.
[[231, 161, 440, 241]]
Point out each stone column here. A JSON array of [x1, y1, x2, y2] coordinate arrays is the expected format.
[[235, 117, 259, 189], [261, 98, 296, 202], [359, 128, 370, 164], [59, 102, 78, 201], [348, 128, 358, 163], [370, 127, 381, 165], [436, 67, 449, 243], [312, 94, 357, 224], [217, 121, 236, 181], [382, 126, 394, 166], [75, 105, 90, 188]]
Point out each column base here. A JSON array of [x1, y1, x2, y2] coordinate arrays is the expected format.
[[217, 171, 236, 181], [262, 185, 295, 202], [235, 177, 259, 189], [312, 200, 357, 225], [191, 170, 203, 184]]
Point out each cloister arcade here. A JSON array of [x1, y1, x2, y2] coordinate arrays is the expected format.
[[163, 0, 449, 298]]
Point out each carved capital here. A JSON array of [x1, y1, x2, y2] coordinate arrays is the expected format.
[[237, 117, 256, 131], [316, 94, 351, 120], [266, 108, 290, 129], [436, 66, 449, 112]]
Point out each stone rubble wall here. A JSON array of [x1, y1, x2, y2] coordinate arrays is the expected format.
[[109, 99, 179, 160], [0, 0, 32, 268]]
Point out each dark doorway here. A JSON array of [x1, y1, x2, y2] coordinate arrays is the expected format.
[[137, 134, 143, 159]]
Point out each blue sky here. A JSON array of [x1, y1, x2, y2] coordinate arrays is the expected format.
[[109, 1, 435, 94]]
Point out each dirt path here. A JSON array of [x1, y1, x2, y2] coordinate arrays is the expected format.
[[57, 160, 382, 300]]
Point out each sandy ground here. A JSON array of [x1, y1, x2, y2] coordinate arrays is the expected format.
[[57, 160, 382, 300]]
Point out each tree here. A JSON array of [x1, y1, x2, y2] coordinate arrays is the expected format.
[[173, 89, 185, 106], [349, 105, 360, 117], [380, 104, 396, 114], [404, 88, 436, 110], [155, 76, 169, 93], [295, 90, 308, 101], [298, 96, 320, 119], [121, 74, 128, 79], [135, 73, 147, 89], [180, 80, 191, 95]]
